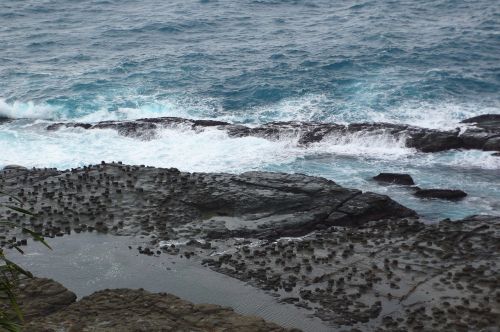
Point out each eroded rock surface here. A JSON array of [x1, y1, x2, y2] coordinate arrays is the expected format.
[[45, 114, 500, 152], [0, 164, 414, 243], [1, 164, 499, 331], [184, 215, 500, 331], [24, 288, 292, 332], [0, 277, 76, 320]]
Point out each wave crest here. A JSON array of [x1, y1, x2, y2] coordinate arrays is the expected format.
[[0, 99, 61, 120]]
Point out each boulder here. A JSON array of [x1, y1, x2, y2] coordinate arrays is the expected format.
[[373, 173, 415, 185]]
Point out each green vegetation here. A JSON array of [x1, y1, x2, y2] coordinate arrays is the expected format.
[[0, 191, 50, 331]]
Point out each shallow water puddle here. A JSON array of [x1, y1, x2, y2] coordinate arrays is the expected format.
[[8, 233, 331, 332]]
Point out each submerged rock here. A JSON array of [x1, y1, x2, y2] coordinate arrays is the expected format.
[[373, 173, 415, 185], [414, 188, 467, 200]]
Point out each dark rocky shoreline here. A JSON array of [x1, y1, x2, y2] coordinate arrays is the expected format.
[[1, 164, 499, 331], [43, 114, 500, 153], [0, 164, 415, 241]]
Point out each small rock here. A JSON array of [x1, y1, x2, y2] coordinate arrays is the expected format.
[[414, 189, 467, 200], [373, 173, 415, 185]]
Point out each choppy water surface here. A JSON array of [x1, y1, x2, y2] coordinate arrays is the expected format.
[[1, 0, 499, 219]]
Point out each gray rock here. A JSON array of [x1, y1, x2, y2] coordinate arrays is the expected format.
[[205, 215, 500, 330], [0, 166, 416, 242]]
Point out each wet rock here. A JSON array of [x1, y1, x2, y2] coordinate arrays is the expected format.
[[0, 166, 416, 241], [414, 189, 467, 200], [45, 114, 500, 153], [2, 163, 498, 331], [329, 192, 415, 227], [405, 130, 462, 152], [460, 114, 500, 131], [206, 215, 499, 331], [460, 114, 500, 152], [373, 173, 415, 185], [484, 136, 500, 151]]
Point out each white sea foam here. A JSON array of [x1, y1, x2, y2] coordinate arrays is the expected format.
[[364, 102, 500, 130], [0, 125, 301, 172], [0, 96, 220, 122], [418, 150, 500, 170], [1, 120, 498, 172], [240, 94, 328, 123], [0, 99, 61, 120], [308, 131, 413, 160], [1, 95, 499, 172], [2, 96, 498, 131]]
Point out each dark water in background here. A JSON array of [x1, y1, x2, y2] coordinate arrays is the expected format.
[[1, 0, 499, 119], [0, 0, 499, 219]]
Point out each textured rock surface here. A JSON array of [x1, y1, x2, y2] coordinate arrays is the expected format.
[[24, 288, 292, 332], [0, 277, 76, 320], [45, 114, 500, 152], [192, 215, 500, 331], [6, 216, 500, 331], [0, 164, 414, 244], [2, 164, 499, 330]]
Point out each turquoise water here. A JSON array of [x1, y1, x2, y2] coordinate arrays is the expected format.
[[0, 0, 499, 219]]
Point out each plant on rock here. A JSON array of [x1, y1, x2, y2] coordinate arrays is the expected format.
[[0, 191, 50, 332]]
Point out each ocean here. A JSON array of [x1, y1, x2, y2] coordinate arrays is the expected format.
[[1, 0, 499, 219]]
